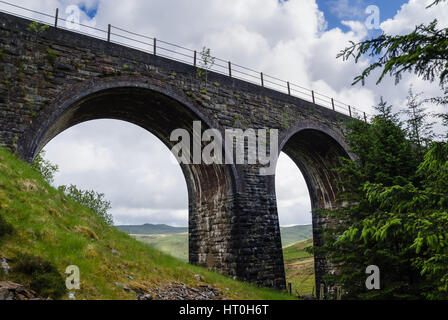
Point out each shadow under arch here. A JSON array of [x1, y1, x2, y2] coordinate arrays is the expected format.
[[17, 77, 240, 275], [277, 121, 352, 294]]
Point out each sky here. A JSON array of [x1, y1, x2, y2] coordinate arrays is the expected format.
[[0, 0, 446, 227]]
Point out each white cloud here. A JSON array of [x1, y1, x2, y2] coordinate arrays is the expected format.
[[381, 0, 448, 35], [327, 0, 367, 20]]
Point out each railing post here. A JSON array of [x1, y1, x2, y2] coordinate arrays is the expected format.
[[319, 284, 325, 300], [153, 38, 157, 55], [312, 90, 315, 104], [287, 82, 291, 95], [364, 112, 367, 123], [107, 24, 111, 42], [193, 50, 197, 67], [228, 61, 232, 78], [331, 98, 335, 111], [348, 105, 352, 117], [54, 8, 59, 28], [261, 72, 264, 87]]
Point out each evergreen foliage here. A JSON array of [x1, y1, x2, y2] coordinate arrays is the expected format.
[[318, 98, 447, 299]]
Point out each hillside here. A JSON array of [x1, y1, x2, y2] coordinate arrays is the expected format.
[[115, 224, 187, 235], [280, 225, 313, 247], [121, 224, 313, 262], [133, 233, 188, 262], [283, 239, 315, 296], [0, 147, 292, 300], [127, 224, 316, 297]]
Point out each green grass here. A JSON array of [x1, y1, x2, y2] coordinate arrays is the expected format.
[[280, 225, 313, 247], [126, 225, 312, 263], [283, 239, 315, 297], [132, 233, 188, 262], [0, 146, 294, 300]]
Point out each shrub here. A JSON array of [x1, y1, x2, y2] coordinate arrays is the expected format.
[[59, 184, 113, 226], [13, 254, 65, 299], [46, 48, 58, 65], [31, 150, 58, 184]]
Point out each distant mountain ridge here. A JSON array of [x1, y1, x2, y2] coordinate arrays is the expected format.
[[115, 223, 187, 234]]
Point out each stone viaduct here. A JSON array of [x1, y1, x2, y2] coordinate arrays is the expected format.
[[0, 12, 355, 290]]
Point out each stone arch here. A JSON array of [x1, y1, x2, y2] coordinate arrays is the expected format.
[[17, 77, 240, 275], [276, 121, 352, 291]]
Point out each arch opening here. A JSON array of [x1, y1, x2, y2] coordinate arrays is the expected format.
[[277, 126, 351, 295], [18, 81, 239, 274], [275, 152, 314, 295]]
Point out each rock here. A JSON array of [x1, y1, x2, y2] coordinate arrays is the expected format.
[[111, 249, 120, 256], [148, 282, 222, 300], [68, 292, 76, 300], [113, 282, 130, 291], [126, 275, 134, 280], [137, 293, 153, 300], [0, 281, 47, 300], [0, 287, 13, 300], [194, 274, 202, 281], [1, 258, 10, 275]]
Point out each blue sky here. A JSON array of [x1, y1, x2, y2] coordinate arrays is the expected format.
[[79, 2, 97, 18], [317, 0, 408, 35]]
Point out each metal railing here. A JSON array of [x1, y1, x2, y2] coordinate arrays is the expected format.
[[0, 0, 371, 122]]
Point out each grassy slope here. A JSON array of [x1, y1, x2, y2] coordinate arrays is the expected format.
[[283, 239, 315, 296], [0, 147, 293, 300], [127, 225, 313, 262], [132, 233, 188, 263], [280, 225, 313, 247], [130, 230, 316, 297]]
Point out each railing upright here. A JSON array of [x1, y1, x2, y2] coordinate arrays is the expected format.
[[107, 24, 111, 42], [54, 8, 58, 28]]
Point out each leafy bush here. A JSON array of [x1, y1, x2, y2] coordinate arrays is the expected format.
[[13, 254, 65, 299], [59, 184, 113, 226], [31, 150, 58, 184], [31, 151, 113, 225], [46, 48, 58, 65]]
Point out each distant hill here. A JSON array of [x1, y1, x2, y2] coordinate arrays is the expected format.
[[115, 223, 187, 235], [280, 225, 313, 247], [118, 223, 312, 252]]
